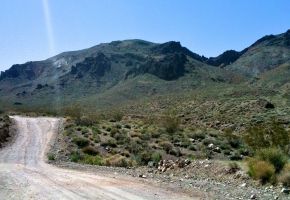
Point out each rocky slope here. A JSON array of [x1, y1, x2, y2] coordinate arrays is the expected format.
[[0, 30, 289, 113]]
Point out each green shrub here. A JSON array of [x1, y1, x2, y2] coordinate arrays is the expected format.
[[151, 152, 162, 163], [101, 138, 117, 148], [70, 151, 82, 162], [115, 124, 122, 129], [169, 148, 182, 157], [82, 146, 99, 156], [82, 155, 103, 165], [47, 153, 55, 161], [162, 116, 180, 134], [76, 116, 95, 126], [151, 131, 161, 138], [110, 110, 124, 121], [256, 148, 288, 172], [126, 141, 142, 154], [189, 145, 196, 151], [73, 137, 89, 148], [180, 138, 191, 148], [139, 151, 152, 165], [104, 155, 132, 167], [110, 128, 118, 137], [140, 132, 151, 141], [244, 120, 290, 152], [124, 124, 131, 129], [224, 129, 241, 148], [189, 131, 206, 140], [248, 159, 276, 184]]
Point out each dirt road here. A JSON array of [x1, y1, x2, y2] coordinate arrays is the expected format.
[[0, 116, 199, 200]]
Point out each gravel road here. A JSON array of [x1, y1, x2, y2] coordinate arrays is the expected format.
[[0, 116, 199, 200]]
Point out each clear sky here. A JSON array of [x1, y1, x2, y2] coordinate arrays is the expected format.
[[0, 0, 290, 71]]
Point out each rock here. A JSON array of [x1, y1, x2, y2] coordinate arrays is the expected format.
[[139, 174, 147, 179], [147, 161, 154, 168], [208, 143, 214, 149], [240, 183, 247, 187], [250, 194, 257, 199], [281, 187, 290, 194], [213, 147, 221, 153]]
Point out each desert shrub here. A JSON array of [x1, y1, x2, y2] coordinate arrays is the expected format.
[[229, 152, 242, 161], [110, 110, 124, 121], [169, 148, 182, 157], [228, 162, 240, 173], [244, 120, 290, 152], [63, 104, 82, 120], [223, 149, 231, 155], [92, 126, 100, 135], [115, 133, 130, 145], [180, 138, 191, 148], [224, 129, 242, 148], [151, 152, 162, 163], [189, 145, 197, 151], [126, 141, 142, 154], [124, 124, 131, 129], [76, 116, 95, 126], [139, 151, 152, 165], [279, 171, 290, 187], [110, 128, 118, 137], [160, 141, 174, 153], [101, 138, 117, 148], [256, 148, 288, 172], [47, 153, 55, 161], [81, 127, 89, 134], [82, 146, 99, 156], [104, 155, 132, 167], [161, 116, 180, 134], [248, 159, 276, 184], [140, 132, 151, 140], [115, 124, 122, 129], [203, 138, 216, 146], [189, 131, 206, 140], [73, 137, 89, 148], [70, 151, 82, 162], [82, 155, 103, 165], [151, 131, 161, 138]]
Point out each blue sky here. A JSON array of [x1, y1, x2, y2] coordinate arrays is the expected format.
[[0, 0, 289, 71]]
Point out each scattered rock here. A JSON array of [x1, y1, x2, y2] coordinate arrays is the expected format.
[[250, 194, 257, 199], [240, 183, 247, 187], [281, 187, 290, 194], [139, 174, 147, 178]]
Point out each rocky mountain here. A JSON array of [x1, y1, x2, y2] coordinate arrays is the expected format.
[[0, 30, 289, 113]]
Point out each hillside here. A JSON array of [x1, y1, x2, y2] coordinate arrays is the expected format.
[[0, 30, 289, 117], [0, 40, 235, 112]]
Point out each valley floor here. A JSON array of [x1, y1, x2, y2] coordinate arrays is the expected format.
[[0, 116, 198, 200]]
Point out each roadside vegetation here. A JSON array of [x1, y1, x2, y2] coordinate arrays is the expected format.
[[0, 114, 12, 148], [52, 106, 290, 186]]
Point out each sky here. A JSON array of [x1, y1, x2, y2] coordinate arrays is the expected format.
[[0, 0, 290, 71]]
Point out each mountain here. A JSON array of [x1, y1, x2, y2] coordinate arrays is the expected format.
[[0, 39, 231, 111], [0, 30, 290, 115], [228, 30, 290, 76]]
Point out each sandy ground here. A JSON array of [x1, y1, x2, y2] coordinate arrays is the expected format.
[[0, 116, 201, 200]]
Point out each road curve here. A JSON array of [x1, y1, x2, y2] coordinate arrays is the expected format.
[[0, 116, 199, 200]]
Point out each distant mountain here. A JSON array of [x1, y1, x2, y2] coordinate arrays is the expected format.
[[206, 50, 245, 67], [0, 30, 289, 112], [0, 39, 230, 111], [228, 30, 290, 76]]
